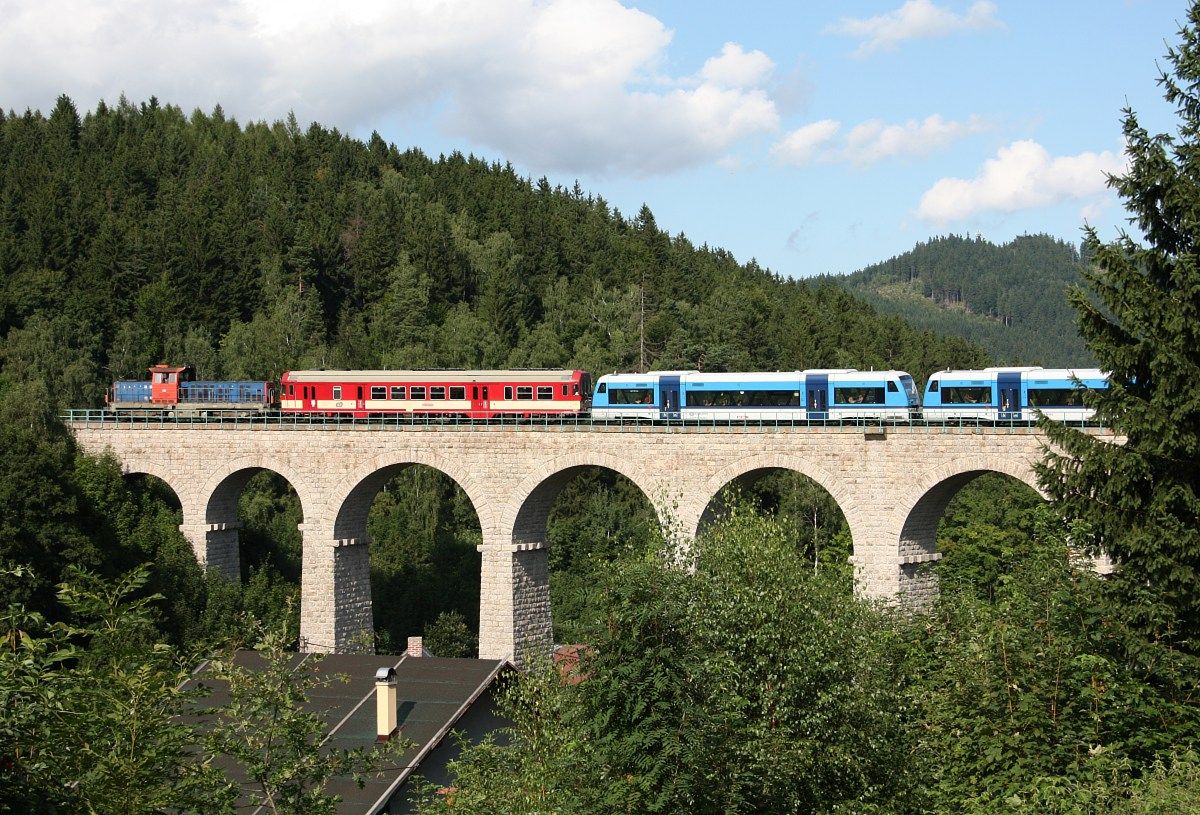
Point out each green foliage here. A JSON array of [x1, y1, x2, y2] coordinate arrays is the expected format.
[[1038, 4, 1200, 654], [413, 507, 913, 815], [907, 527, 1200, 813], [937, 473, 1047, 600], [0, 565, 229, 814], [1007, 752, 1200, 815]]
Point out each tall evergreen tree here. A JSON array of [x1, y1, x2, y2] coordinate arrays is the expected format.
[[1039, 4, 1200, 652]]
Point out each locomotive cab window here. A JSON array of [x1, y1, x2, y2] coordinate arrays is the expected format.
[[928, 381, 940, 392], [450, 386, 466, 400], [371, 386, 386, 400], [516, 386, 534, 400], [410, 386, 426, 400], [537, 386, 553, 400], [597, 382, 607, 394], [887, 381, 898, 392], [391, 386, 405, 400], [572, 384, 580, 395], [430, 386, 446, 400]]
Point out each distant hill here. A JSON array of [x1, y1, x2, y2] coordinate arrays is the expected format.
[[815, 234, 1094, 367]]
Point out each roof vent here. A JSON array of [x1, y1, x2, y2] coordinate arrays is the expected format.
[[375, 666, 398, 742]]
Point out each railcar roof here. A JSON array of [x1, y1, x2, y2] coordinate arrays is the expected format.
[[284, 370, 581, 383]]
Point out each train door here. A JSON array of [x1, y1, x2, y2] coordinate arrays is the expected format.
[[473, 384, 491, 418], [660, 375, 681, 420], [806, 374, 829, 421], [997, 372, 1021, 421]]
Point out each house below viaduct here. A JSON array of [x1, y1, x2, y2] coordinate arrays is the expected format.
[[65, 419, 1113, 667]]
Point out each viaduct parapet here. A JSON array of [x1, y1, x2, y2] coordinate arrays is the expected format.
[[66, 420, 1111, 667]]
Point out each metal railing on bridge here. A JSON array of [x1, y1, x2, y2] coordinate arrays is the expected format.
[[61, 409, 1109, 434]]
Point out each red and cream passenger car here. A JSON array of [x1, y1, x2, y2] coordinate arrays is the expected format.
[[279, 370, 591, 418]]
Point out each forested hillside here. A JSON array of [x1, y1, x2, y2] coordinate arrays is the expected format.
[[820, 234, 1093, 366], [0, 95, 987, 653], [0, 95, 985, 406]]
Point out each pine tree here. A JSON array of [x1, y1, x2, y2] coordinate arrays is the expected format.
[[1038, 4, 1200, 652]]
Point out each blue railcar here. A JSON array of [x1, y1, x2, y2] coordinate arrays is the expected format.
[[923, 367, 1107, 421], [592, 369, 920, 421]]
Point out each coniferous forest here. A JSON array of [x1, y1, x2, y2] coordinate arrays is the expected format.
[[4, 2, 1200, 809]]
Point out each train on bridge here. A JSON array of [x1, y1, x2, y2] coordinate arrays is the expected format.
[[106, 363, 1107, 423]]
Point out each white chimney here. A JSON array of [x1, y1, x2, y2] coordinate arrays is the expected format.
[[375, 667, 397, 742]]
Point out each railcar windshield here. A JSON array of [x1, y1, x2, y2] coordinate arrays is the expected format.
[[900, 375, 919, 404]]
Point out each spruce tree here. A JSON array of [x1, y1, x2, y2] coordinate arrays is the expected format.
[[1039, 4, 1200, 653]]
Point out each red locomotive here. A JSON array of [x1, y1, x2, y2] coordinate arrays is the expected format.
[[278, 370, 591, 418]]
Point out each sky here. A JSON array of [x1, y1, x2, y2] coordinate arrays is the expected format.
[[0, 0, 1186, 277]]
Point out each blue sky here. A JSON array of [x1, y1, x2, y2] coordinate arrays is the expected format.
[[0, 0, 1184, 276]]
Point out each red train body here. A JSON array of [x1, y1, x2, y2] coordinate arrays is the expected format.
[[279, 369, 591, 418]]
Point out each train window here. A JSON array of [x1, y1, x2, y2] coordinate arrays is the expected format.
[[942, 386, 991, 404], [572, 384, 580, 395], [834, 387, 886, 405], [411, 386, 426, 400], [391, 386, 405, 400], [473, 386, 478, 399], [928, 381, 940, 392], [1029, 387, 1082, 407], [597, 382, 607, 394], [609, 388, 654, 405], [887, 381, 898, 392], [333, 386, 342, 400], [371, 386, 386, 400], [561, 385, 568, 396], [357, 387, 363, 400], [482, 386, 489, 400], [450, 386, 466, 400], [517, 386, 534, 400], [537, 386, 553, 400], [504, 387, 513, 400], [430, 386, 446, 399]]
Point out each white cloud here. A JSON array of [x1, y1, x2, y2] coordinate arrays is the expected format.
[[770, 119, 841, 165], [0, 0, 780, 178], [828, 0, 1002, 58], [916, 140, 1127, 224], [772, 114, 988, 167], [699, 42, 774, 88], [843, 114, 990, 165]]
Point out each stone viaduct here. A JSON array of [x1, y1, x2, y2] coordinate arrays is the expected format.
[[65, 419, 1114, 667]]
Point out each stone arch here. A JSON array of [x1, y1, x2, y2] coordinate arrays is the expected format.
[[892, 455, 1045, 606], [504, 451, 660, 547], [323, 452, 488, 657], [117, 458, 187, 511], [687, 453, 853, 541], [202, 456, 310, 527], [195, 457, 311, 582], [329, 451, 491, 545]]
